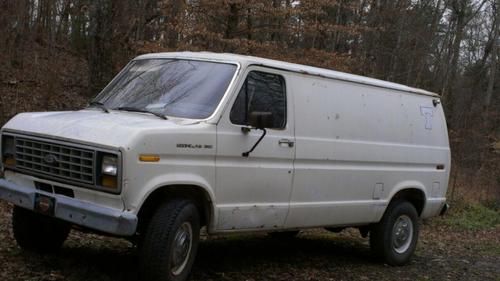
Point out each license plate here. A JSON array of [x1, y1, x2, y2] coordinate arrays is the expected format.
[[34, 193, 55, 216]]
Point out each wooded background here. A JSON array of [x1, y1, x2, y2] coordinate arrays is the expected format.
[[0, 0, 498, 202]]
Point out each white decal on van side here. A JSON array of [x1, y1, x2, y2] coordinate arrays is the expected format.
[[420, 106, 434, 130]]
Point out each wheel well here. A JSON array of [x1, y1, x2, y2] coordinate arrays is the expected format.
[[390, 188, 426, 216], [136, 185, 212, 235]]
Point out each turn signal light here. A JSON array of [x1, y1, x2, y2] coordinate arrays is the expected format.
[[139, 155, 160, 162], [101, 175, 118, 189]]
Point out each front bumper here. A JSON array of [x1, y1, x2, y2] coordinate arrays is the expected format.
[[0, 178, 137, 236]]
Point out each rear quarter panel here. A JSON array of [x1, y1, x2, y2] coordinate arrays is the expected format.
[[286, 73, 450, 228]]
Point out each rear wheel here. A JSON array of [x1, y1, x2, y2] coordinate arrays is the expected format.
[[370, 201, 419, 265], [12, 206, 71, 253], [139, 199, 200, 281]]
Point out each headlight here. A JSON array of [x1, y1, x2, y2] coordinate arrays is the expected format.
[[102, 155, 118, 176], [99, 153, 119, 190], [2, 135, 16, 166]]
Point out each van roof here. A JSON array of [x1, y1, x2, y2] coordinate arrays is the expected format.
[[135, 52, 440, 98]]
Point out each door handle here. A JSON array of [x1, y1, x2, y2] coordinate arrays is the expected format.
[[279, 139, 294, 148]]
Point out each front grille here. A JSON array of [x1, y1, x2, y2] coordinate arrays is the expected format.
[[14, 137, 95, 185]]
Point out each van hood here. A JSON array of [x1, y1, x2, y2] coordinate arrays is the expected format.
[[2, 110, 201, 148]]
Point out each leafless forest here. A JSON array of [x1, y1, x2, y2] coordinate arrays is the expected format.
[[0, 0, 499, 201]]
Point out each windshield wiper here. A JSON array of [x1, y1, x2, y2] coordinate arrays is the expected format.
[[88, 101, 110, 113], [116, 107, 168, 120]]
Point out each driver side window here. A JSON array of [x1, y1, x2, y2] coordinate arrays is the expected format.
[[230, 71, 286, 129]]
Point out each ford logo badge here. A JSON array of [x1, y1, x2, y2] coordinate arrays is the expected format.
[[43, 154, 58, 165]]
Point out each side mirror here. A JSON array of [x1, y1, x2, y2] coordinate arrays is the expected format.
[[248, 111, 274, 129], [242, 111, 273, 157]]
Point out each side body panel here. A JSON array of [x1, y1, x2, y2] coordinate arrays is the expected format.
[[285, 73, 450, 228]]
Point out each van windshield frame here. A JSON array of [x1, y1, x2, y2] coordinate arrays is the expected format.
[[91, 58, 238, 120]]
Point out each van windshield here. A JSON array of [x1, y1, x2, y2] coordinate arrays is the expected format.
[[92, 59, 237, 119]]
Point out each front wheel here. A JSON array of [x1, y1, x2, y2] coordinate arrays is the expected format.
[[370, 201, 419, 266], [139, 199, 200, 281], [12, 206, 71, 253]]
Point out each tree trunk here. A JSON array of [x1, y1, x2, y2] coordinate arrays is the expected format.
[[225, 3, 240, 39], [166, 0, 184, 48], [246, 7, 253, 40], [485, 4, 499, 108], [88, 0, 114, 97]]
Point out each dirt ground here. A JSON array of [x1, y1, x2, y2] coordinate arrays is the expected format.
[[0, 201, 498, 281]]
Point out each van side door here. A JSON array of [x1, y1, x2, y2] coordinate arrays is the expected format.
[[215, 67, 295, 231]]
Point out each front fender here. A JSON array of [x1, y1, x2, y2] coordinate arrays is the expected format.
[[126, 173, 216, 214]]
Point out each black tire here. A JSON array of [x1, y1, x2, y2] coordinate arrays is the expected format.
[[12, 206, 71, 253], [139, 199, 200, 281], [370, 201, 419, 266], [268, 230, 300, 239]]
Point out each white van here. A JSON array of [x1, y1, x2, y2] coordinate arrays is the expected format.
[[0, 52, 450, 281]]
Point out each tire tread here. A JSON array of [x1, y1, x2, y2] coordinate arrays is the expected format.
[[12, 206, 70, 253], [139, 199, 200, 281], [370, 200, 419, 266]]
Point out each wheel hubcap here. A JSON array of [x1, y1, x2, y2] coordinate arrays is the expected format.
[[392, 215, 413, 254], [171, 222, 193, 276]]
